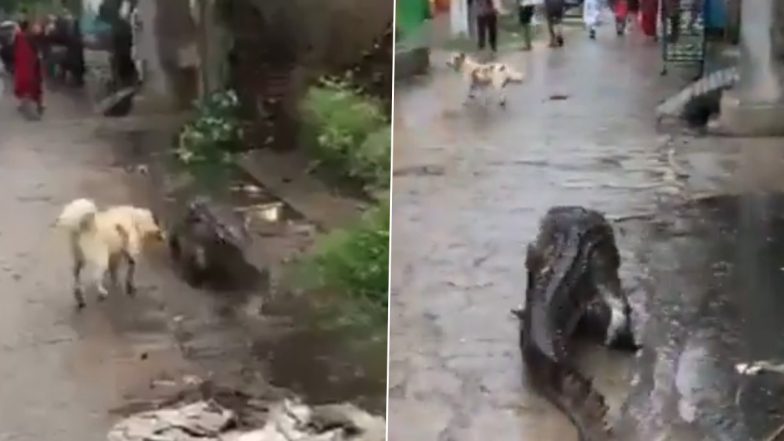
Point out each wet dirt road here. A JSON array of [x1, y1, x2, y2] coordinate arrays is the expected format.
[[387, 27, 703, 441], [0, 86, 196, 440], [0, 81, 384, 439]]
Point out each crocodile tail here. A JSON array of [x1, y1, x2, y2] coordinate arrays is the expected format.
[[527, 351, 612, 441]]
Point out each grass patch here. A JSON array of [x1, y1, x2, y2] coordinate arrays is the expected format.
[[296, 77, 391, 331], [301, 78, 390, 193], [292, 199, 389, 330]]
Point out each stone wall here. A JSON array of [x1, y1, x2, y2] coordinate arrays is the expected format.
[[295, 0, 393, 72]]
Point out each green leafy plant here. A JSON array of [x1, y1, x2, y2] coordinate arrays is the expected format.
[[302, 78, 389, 192], [296, 200, 390, 328], [176, 89, 242, 167], [173, 89, 243, 191]]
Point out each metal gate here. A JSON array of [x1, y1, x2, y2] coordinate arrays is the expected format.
[[660, 0, 707, 77]]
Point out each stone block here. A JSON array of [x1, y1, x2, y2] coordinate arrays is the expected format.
[[395, 47, 429, 80]]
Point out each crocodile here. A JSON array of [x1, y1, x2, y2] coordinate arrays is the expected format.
[[168, 197, 263, 290], [513, 206, 640, 441]]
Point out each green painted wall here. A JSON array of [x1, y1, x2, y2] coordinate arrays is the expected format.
[[396, 0, 428, 40]]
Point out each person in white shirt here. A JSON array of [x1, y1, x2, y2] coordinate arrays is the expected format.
[[583, 0, 603, 39], [518, 0, 543, 50]]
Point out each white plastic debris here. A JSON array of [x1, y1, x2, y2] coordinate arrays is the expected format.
[[252, 203, 284, 223], [108, 398, 385, 441], [736, 360, 784, 376], [107, 400, 235, 441]]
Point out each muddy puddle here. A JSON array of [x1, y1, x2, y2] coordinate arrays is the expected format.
[[622, 192, 784, 440], [97, 129, 386, 415]]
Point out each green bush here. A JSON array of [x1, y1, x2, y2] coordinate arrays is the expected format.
[[176, 89, 242, 167], [302, 78, 389, 191], [299, 200, 390, 328], [352, 125, 391, 189]]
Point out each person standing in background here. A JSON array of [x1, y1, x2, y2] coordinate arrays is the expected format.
[[66, 16, 85, 87], [467, 0, 477, 38], [662, 0, 681, 42], [627, 0, 640, 30], [13, 20, 44, 116], [475, 0, 500, 55], [583, 0, 603, 39], [544, 0, 565, 47], [519, 0, 542, 50], [613, 0, 629, 35], [640, 0, 659, 41], [110, 14, 137, 88], [40, 15, 56, 79]]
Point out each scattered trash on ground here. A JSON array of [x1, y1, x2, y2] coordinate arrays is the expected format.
[[736, 360, 784, 376], [238, 202, 286, 224], [107, 400, 234, 441], [107, 398, 385, 441]]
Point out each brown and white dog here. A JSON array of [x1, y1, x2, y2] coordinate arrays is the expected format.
[[446, 52, 526, 107], [55, 198, 166, 308]]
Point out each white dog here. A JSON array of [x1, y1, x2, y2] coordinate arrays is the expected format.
[[446, 52, 526, 107], [55, 198, 165, 308]]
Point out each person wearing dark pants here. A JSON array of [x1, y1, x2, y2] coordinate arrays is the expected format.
[[544, 0, 565, 47], [475, 0, 499, 54], [663, 0, 682, 43], [518, 0, 541, 50]]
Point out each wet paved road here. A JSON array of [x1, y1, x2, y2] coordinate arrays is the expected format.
[[388, 27, 696, 441], [618, 137, 784, 441]]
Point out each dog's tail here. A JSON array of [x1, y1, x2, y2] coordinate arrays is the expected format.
[[506, 67, 526, 83], [55, 198, 98, 232]]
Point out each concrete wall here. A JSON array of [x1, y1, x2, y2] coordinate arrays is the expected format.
[[735, 0, 784, 104], [719, 0, 784, 135]]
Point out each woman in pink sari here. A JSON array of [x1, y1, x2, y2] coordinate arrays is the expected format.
[[640, 0, 658, 40], [13, 20, 43, 115]]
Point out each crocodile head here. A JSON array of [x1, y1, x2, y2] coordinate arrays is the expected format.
[[580, 299, 641, 352]]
